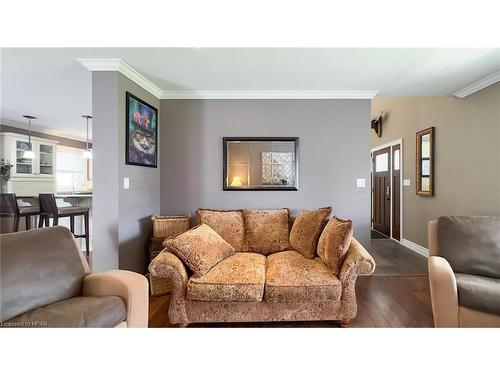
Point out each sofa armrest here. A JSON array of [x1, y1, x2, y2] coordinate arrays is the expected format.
[[337, 238, 376, 319], [148, 251, 189, 324], [339, 238, 376, 283], [82, 270, 149, 328], [428, 256, 458, 327]]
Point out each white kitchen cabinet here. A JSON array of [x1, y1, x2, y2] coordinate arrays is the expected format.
[[0, 132, 57, 194]]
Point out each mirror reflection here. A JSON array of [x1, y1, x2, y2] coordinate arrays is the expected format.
[[224, 138, 298, 190], [416, 127, 434, 196]]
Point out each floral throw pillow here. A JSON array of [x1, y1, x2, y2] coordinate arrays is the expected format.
[[290, 207, 332, 258], [164, 224, 235, 277], [317, 217, 353, 275]]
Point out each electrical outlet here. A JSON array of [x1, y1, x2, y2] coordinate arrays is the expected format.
[[123, 177, 130, 189], [403, 179, 411, 187]]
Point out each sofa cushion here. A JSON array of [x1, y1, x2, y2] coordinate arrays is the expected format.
[[5, 296, 126, 328], [317, 217, 353, 275], [196, 209, 245, 251], [265, 250, 341, 302], [456, 273, 500, 316], [290, 207, 332, 259], [187, 253, 266, 302], [243, 209, 291, 255], [0, 226, 87, 322], [165, 224, 235, 277], [438, 216, 500, 278]]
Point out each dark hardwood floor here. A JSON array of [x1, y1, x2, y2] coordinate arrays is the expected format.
[[370, 238, 427, 276], [149, 275, 433, 328]]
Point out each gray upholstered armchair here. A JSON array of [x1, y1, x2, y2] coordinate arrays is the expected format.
[[1, 226, 148, 328], [428, 216, 500, 327]]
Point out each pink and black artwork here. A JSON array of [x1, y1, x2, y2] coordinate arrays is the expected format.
[[126, 92, 158, 167]]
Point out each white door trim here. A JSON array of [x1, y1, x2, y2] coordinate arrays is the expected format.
[[370, 138, 403, 244]]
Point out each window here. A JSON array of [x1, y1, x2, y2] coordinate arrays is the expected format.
[[56, 146, 92, 193], [394, 149, 400, 171], [375, 152, 389, 172]]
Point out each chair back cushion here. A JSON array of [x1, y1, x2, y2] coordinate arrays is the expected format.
[[0, 226, 88, 321], [164, 224, 235, 277], [0, 193, 19, 215], [38, 193, 58, 215], [437, 216, 500, 278], [196, 209, 245, 251], [290, 206, 331, 259], [243, 209, 291, 255]]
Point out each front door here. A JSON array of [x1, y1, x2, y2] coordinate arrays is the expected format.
[[372, 147, 391, 236]]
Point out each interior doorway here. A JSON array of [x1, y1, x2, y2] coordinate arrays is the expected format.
[[371, 139, 403, 242]]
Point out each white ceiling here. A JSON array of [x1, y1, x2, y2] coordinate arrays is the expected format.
[[1, 48, 499, 140]]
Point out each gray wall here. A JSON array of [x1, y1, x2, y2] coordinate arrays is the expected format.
[[92, 72, 160, 273], [92, 72, 120, 272], [160, 99, 371, 247], [117, 75, 160, 273]]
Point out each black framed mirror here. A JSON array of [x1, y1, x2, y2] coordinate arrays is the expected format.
[[223, 137, 299, 191], [416, 126, 435, 196]]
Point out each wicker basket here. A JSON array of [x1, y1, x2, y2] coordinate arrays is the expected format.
[[146, 273, 173, 296], [151, 215, 190, 238]]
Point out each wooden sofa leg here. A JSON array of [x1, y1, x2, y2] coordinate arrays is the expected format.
[[177, 323, 189, 328], [339, 319, 351, 328]]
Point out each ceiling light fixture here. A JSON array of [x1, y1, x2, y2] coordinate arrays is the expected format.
[[22, 115, 36, 159], [81, 115, 93, 159]]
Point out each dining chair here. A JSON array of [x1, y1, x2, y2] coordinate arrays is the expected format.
[[38, 193, 90, 256], [0, 193, 40, 232]]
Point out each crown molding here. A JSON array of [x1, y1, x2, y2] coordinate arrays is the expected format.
[[77, 58, 163, 98], [77, 58, 378, 100], [160, 90, 379, 99], [453, 70, 500, 98]]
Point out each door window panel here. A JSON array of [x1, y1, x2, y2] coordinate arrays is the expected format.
[[394, 149, 400, 171], [375, 153, 388, 172]]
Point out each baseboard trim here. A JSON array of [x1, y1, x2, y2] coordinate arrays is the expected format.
[[401, 238, 429, 258]]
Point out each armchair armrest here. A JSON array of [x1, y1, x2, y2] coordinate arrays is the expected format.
[[82, 270, 149, 328], [148, 251, 189, 324], [337, 238, 376, 319], [428, 256, 458, 327]]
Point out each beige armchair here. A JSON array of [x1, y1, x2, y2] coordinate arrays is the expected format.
[[428, 217, 500, 327], [1, 226, 148, 328]]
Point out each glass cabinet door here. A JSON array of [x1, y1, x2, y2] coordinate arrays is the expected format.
[[15, 140, 34, 175], [38, 143, 54, 175]]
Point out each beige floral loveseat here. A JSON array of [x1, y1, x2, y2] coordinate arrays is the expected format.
[[149, 208, 375, 326]]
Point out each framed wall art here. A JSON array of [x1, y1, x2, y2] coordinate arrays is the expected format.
[[126, 92, 158, 168]]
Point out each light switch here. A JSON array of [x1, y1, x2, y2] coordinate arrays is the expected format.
[[123, 177, 130, 189], [356, 178, 366, 188], [403, 179, 411, 187]]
